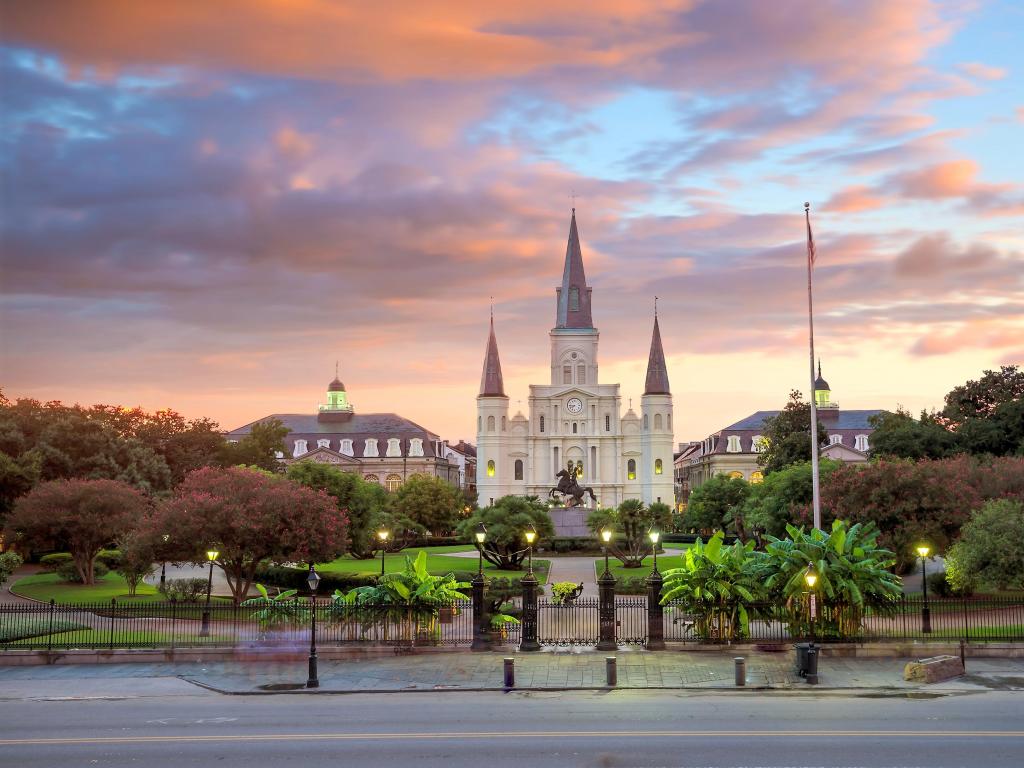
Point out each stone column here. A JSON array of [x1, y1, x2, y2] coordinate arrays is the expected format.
[[646, 569, 665, 650], [519, 572, 540, 652], [471, 573, 491, 651], [597, 569, 617, 651]]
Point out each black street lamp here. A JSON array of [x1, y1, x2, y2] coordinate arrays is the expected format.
[[917, 544, 932, 633], [159, 533, 170, 591], [600, 528, 613, 577], [804, 563, 818, 644], [597, 528, 616, 651], [648, 529, 661, 574], [474, 522, 487, 576], [524, 525, 537, 576], [306, 564, 321, 689], [199, 548, 218, 637], [471, 522, 489, 651], [377, 529, 389, 577]]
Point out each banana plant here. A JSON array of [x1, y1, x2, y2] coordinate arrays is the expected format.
[[240, 584, 310, 634]]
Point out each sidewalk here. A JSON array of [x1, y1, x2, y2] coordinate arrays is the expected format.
[[3, 650, 1023, 698]]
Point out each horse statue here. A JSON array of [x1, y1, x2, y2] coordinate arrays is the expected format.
[[549, 468, 598, 508]]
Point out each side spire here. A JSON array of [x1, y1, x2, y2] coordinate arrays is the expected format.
[[555, 209, 594, 329], [479, 313, 506, 397], [643, 313, 671, 395]]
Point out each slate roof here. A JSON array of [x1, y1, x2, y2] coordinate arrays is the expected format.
[[479, 315, 506, 397], [722, 409, 882, 432], [643, 315, 671, 395], [555, 209, 594, 329]]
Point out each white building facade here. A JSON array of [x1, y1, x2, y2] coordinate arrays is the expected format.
[[475, 211, 675, 509]]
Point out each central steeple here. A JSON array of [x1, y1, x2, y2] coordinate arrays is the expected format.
[[555, 209, 594, 329]]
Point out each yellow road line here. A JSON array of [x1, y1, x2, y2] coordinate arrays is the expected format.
[[2, 730, 1024, 746]]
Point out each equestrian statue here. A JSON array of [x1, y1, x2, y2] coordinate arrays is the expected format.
[[549, 461, 598, 508]]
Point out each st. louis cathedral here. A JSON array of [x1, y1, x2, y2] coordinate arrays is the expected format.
[[475, 211, 675, 509]]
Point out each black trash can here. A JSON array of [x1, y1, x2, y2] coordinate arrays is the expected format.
[[794, 642, 819, 684]]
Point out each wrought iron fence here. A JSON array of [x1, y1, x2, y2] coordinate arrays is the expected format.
[[537, 598, 599, 645], [0, 599, 474, 651]]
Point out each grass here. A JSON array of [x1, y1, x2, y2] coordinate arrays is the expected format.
[[11, 572, 164, 604], [318, 546, 550, 584], [0, 616, 88, 642], [2, 629, 237, 649], [592, 555, 687, 583]]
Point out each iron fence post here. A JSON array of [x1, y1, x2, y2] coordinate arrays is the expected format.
[[471, 572, 491, 651], [108, 598, 116, 650], [519, 571, 540, 652], [597, 569, 617, 651], [170, 599, 177, 651], [646, 569, 665, 650]]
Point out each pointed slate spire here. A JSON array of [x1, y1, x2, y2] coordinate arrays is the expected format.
[[555, 209, 594, 329], [479, 312, 506, 397], [643, 314, 671, 395]]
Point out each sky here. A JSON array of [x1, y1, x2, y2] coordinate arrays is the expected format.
[[1, 0, 1022, 445]]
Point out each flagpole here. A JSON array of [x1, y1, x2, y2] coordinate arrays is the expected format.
[[805, 202, 821, 531]]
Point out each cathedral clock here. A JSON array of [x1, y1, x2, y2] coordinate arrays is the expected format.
[[565, 397, 584, 414]]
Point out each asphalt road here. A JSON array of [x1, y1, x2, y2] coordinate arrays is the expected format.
[[1, 687, 1022, 768]]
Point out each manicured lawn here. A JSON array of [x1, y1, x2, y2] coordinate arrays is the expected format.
[[591, 555, 687, 583], [11, 572, 164, 604], [3, 629, 237, 648], [0, 616, 89, 642], [318, 546, 550, 583]]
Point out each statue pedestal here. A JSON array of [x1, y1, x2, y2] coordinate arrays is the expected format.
[[548, 506, 592, 538]]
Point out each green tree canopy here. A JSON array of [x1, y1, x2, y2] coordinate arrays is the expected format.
[[946, 499, 1024, 592], [218, 418, 290, 472], [742, 459, 842, 539], [867, 408, 958, 460], [459, 495, 555, 569], [942, 365, 1024, 426], [758, 390, 830, 474], [394, 474, 462, 535], [683, 475, 751, 535], [588, 498, 672, 568]]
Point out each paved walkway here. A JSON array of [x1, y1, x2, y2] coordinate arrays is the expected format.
[[2, 652, 1023, 696]]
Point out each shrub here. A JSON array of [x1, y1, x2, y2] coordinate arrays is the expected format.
[[0, 551, 23, 586], [159, 577, 209, 602], [616, 576, 650, 595], [252, 564, 379, 594], [95, 549, 122, 570], [56, 560, 108, 583], [927, 570, 974, 598], [39, 553, 73, 572], [551, 582, 582, 604]]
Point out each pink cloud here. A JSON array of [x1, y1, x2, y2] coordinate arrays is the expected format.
[[824, 185, 887, 213], [957, 62, 1008, 81]]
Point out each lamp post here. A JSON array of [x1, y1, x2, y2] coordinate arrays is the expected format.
[[520, 525, 540, 652], [646, 529, 665, 650], [597, 528, 617, 651], [377, 529, 389, 577], [648, 529, 661, 574], [306, 564, 321, 688], [199, 548, 218, 637], [917, 544, 932, 633], [801, 562, 819, 684], [471, 523, 489, 651], [159, 533, 170, 591]]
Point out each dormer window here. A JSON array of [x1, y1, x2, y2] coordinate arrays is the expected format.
[[317, 439, 330, 450], [569, 286, 580, 312], [751, 435, 764, 453], [386, 438, 402, 457], [726, 435, 741, 453], [829, 434, 843, 446], [855, 434, 869, 451], [364, 439, 379, 457], [408, 438, 424, 457], [340, 439, 354, 456], [293, 439, 308, 457]]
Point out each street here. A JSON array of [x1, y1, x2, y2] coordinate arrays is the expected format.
[[1, 686, 1022, 767]]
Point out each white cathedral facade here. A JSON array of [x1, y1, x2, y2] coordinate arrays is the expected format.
[[475, 211, 675, 509]]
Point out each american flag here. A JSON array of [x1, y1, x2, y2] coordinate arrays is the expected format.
[[805, 203, 816, 266]]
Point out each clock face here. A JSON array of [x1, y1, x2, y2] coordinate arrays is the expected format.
[[566, 397, 584, 414]]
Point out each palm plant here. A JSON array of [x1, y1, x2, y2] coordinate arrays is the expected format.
[[763, 520, 901, 639], [660, 531, 767, 640], [241, 584, 309, 635]]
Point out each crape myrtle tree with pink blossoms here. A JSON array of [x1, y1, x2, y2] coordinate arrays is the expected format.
[[142, 467, 348, 603]]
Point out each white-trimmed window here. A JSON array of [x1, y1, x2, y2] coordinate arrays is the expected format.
[[364, 438, 379, 457], [274, 451, 284, 459], [408, 438, 424, 457], [577, 365, 585, 384], [487, 415, 495, 432], [514, 459, 524, 480], [317, 439, 330, 450], [293, 439, 308, 457], [829, 434, 843, 446], [627, 459, 637, 480], [643, 414, 649, 430], [501, 415, 506, 431], [364, 474, 379, 483], [751, 435, 765, 453], [386, 438, 402, 457], [855, 434, 870, 451], [654, 413, 663, 430], [385, 474, 403, 492], [726, 435, 741, 453], [340, 439, 354, 456]]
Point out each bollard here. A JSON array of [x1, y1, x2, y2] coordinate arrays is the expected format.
[[734, 657, 746, 686], [605, 656, 617, 687], [805, 644, 819, 685], [503, 657, 515, 689], [960, 639, 966, 672]]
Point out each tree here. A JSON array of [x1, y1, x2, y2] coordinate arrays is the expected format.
[[946, 499, 1024, 592], [742, 460, 842, 538], [115, 531, 155, 597], [684, 475, 750, 535], [867, 408, 958, 460], [393, 474, 461, 535], [942, 365, 1024, 426], [0, 449, 41, 524], [286, 462, 393, 558], [587, 499, 672, 568], [218, 418, 290, 472], [0, 551, 23, 588], [5, 478, 151, 584], [458, 496, 555, 569], [758, 390, 830, 474], [145, 467, 348, 603]]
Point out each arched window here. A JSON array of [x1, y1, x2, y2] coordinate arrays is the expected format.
[[364, 474, 379, 483], [829, 434, 843, 445], [293, 439, 308, 457], [477, 416, 481, 431], [363, 438, 379, 457], [572, 422, 578, 434], [539, 415, 545, 433], [340, 439, 354, 455], [385, 474, 403, 492], [728, 471, 743, 479], [726, 435, 741, 453], [487, 459, 495, 477], [655, 458, 663, 475], [604, 414, 610, 432], [408, 438, 424, 457], [667, 413, 672, 431], [627, 459, 636, 480], [501, 415, 506, 431], [487, 415, 495, 432], [654, 413, 663, 430], [643, 414, 649, 430], [386, 438, 402, 457], [855, 434, 869, 451], [750, 471, 764, 484], [569, 286, 579, 311], [514, 459, 523, 480]]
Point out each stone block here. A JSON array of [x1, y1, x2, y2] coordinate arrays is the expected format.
[[903, 655, 964, 683]]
